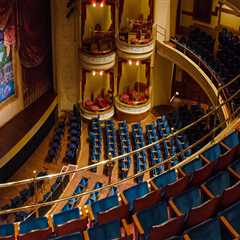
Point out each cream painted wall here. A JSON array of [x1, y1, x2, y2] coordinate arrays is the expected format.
[[152, 54, 174, 106], [52, 0, 80, 111], [0, 49, 24, 127], [84, 72, 110, 100], [154, 0, 173, 41], [180, 0, 240, 31], [119, 63, 147, 94], [83, 5, 112, 39]]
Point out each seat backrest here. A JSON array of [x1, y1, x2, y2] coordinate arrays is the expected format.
[[152, 169, 177, 188], [205, 171, 232, 197], [223, 132, 240, 149], [92, 195, 119, 218], [19, 217, 49, 234], [123, 181, 149, 210], [53, 208, 80, 226], [173, 187, 202, 214], [149, 216, 185, 240], [203, 144, 222, 161], [182, 158, 203, 175], [0, 223, 14, 237], [137, 201, 168, 236], [231, 159, 240, 173], [184, 218, 223, 240], [53, 232, 83, 240], [88, 220, 121, 240], [219, 200, 240, 233]]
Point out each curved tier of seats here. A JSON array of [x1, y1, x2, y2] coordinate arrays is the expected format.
[[0, 129, 239, 240]]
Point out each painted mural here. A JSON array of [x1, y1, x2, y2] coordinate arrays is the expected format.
[[0, 28, 15, 103]]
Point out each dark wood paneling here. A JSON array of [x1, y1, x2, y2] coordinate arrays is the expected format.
[[0, 91, 56, 159]]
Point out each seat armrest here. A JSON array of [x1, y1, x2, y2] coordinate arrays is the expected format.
[[220, 216, 240, 238], [169, 199, 182, 217], [132, 214, 144, 236], [121, 219, 132, 239]]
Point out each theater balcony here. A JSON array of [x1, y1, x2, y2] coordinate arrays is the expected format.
[[116, 0, 154, 59], [79, 0, 116, 69], [115, 59, 152, 122], [80, 69, 115, 121]]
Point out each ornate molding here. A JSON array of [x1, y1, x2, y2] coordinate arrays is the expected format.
[[80, 105, 115, 120], [79, 51, 116, 70], [115, 97, 151, 115], [116, 39, 154, 60]]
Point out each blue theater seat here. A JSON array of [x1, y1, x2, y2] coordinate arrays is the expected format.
[[51, 232, 82, 240], [19, 217, 51, 240], [53, 208, 87, 237], [184, 218, 233, 240], [151, 169, 177, 189], [134, 201, 169, 239], [202, 144, 222, 162], [91, 195, 119, 223], [230, 159, 240, 173], [172, 187, 203, 214], [149, 216, 185, 240], [122, 181, 149, 211], [223, 132, 240, 149], [0, 223, 14, 240], [181, 158, 204, 175], [218, 201, 240, 234], [86, 220, 122, 240], [203, 171, 237, 197]]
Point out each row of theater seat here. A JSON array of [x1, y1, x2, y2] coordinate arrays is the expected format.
[[118, 121, 132, 179], [0, 171, 48, 223], [0, 130, 239, 239], [132, 123, 148, 183], [64, 111, 81, 165], [47, 118, 66, 162], [88, 118, 102, 171], [104, 120, 118, 158], [61, 178, 89, 212], [178, 28, 240, 108], [88, 116, 191, 181]]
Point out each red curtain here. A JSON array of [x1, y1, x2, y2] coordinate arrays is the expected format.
[[119, 0, 124, 25], [117, 61, 122, 94], [110, 71, 114, 93], [146, 62, 151, 87], [18, 0, 51, 68], [82, 70, 87, 102], [81, 4, 87, 40], [110, 3, 115, 32], [18, 0, 53, 106], [148, 0, 154, 22], [0, 0, 15, 30]]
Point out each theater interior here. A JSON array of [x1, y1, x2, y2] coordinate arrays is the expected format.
[[0, 0, 240, 239]]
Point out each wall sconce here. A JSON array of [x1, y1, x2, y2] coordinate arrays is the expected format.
[[128, 60, 132, 65], [92, 2, 97, 7], [92, 71, 96, 76], [99, 71, 104, 76], [136, 61, 140, 66], [100, 2, 104, 7]]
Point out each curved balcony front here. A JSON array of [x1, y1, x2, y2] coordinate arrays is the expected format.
[[115, 96, 151, 122], [116, 38, 154, 60], [81, 104, 115, 121], [79, 50, 116, 71]]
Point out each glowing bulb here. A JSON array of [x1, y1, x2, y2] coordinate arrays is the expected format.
[[128, 60, 132, 65], [136, 61, 140, 66], [93, 2, 96, 7], [176, 91, 179, 96], [99, 71, 104, 76], [100, 2, 104, 7], [92, 71, 96, 76]]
